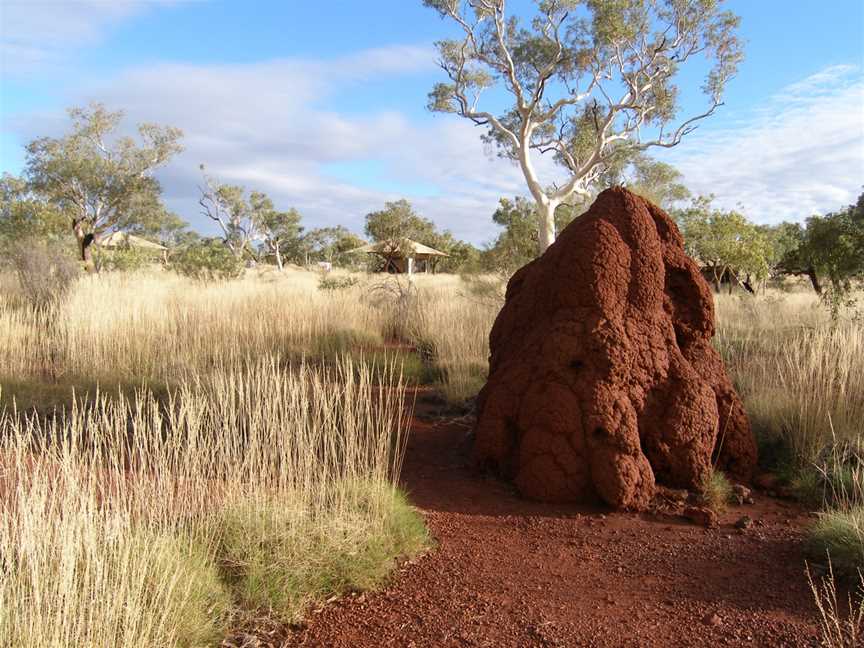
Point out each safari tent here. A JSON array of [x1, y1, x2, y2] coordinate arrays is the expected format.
[[350, 238, 449, 274], [98, 231, 167, 252], [97, 231, 168, 262]]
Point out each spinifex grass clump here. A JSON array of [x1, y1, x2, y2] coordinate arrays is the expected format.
[[0, 357, 426, 648], [701, 468, 734, 513]]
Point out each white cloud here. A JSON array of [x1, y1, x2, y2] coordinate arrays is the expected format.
[[8, 35, 858, 246], [5, 45, 550, 244], [662, 65, 864, 222], [0, 0, 181, 75]]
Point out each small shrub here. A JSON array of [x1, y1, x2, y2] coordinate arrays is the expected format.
[[701, 468, 733, 513], [93, 246, 152, 273], [318, 276, 360, 291], [362, 275, 419, 342], [172, 238, 244, 281], [8, 237, 79, 307]]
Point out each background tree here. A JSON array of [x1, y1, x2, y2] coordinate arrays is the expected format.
[[171, 237, 245, 282], [24, 103, 183, 270], [122, 190, 191, 248], [303, 226, 366, 267], [253, 194, 303, 271], [774, 193, 864, 300], [482, 195, 577, 272], [674, 196, 770, 293], [0, 174, 68, 245], [364, 199, 439, 243], [614, 153, 691, 209], [198, 169, 258, 260], [424, 0, 742, 251], [432, 231, 482, 273]]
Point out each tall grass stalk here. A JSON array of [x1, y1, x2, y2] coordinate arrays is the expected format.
[[0, 357, 423, 647]]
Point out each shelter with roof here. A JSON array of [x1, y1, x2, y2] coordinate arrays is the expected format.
[[350, 238, 449, 274], [97, 231, 168, 262]]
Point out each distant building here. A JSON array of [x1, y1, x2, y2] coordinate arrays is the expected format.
[[350, 238, 449, 274], [97, 231, 168, 263]]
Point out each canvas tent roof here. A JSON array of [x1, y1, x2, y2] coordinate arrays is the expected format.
[[350, 238, 449, 257], [98, 231, 167, 251]]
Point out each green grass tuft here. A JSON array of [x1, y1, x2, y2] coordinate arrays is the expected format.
[[808, 508, 864, 580], [701, 468, 734, 513], [215, 486, 428, 623]]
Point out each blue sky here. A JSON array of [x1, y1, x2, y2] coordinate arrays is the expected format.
[[1, 0, 862, 244]]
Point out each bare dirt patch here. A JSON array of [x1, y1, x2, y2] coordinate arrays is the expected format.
[[279, 390, 817, 647]]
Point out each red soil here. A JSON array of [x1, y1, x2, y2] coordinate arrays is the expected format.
[[278, 392, 818, 648]]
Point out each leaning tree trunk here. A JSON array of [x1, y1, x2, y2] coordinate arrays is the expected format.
[[72, 220, 96, 273], [805, 266, 822, 295], [274, 245, 284, 271]]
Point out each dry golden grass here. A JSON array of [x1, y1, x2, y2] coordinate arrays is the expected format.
[[715, 291, 864, 468], [0, 357, 424, 647], [1, 268, 862, 645]]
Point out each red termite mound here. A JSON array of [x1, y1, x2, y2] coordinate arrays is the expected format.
[[474, 187, 756, 510]]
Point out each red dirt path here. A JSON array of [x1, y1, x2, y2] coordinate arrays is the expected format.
[[287, 392, 818, 647]]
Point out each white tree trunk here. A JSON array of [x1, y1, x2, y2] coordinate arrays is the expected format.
[[275, 246, 283, 271], [536, 200, 557, 253]]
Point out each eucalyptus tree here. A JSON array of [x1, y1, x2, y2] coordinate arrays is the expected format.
[[775, 193, 864, 300], [424, 0, 742, 251], [254, 194, 303, 271], [303, 226, 366, 267], [674, 196, 771, 293], [24, 104, 183, 270], [198, 168, 259, 260]]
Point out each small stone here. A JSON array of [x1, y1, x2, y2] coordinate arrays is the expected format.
[[684, 506, 718, 528], [702, 612, 722, 626], [732, 484, 751, 500], [734, 516, 753, 530]]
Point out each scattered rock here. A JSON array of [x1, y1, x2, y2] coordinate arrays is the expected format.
[[473, 188, 757, 510], [732, 484, 752, 505], [702, 612, 722, 627], [684, 506, 719, 528], [734, 516, 753, 530]]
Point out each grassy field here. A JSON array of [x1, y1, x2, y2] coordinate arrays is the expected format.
[[0, 267, 861, 644], [713, 290, 863, 588]]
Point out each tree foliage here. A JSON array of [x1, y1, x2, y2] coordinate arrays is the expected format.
[[172, 238, 245, 282], [24, 103, 183, 269], [424, 0, 742, 249], [773, 192, 864, 306], [673, 196, 771, 292], [303, 226, 366, 268], [0, 174, 68, 245], [254, 195, 303, 270], [364, 199, 479, 272], [482, 196, 577, 272]]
